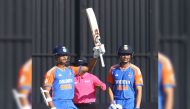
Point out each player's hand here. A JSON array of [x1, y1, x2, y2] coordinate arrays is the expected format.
[[116, 104, 122, 109], [101, 83, 106, 91], [93, 44, 105, 58], [50, 107, 56, 109], [108, 104, 117, 109], [99, 44, 105, 54], [108, 101, 117, 109]]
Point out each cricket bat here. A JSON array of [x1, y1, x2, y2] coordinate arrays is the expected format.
[[85, 8, 105, 67], [40, 87, 49, 106]]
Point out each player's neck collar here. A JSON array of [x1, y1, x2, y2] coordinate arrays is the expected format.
[[119, 63, 131, 70]]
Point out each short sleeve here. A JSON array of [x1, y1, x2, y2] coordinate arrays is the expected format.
[[162, 60, 175, 88], [43, 67, 56, 87], [70, 66, 80, 75], [107, 68, 114, 84], [17, 59, 32, 91], [134, 68, 143, 86], [131, 64, 143, 86]]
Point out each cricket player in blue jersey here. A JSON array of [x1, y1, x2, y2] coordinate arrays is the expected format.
[[42, 45, 77, 109], [40, 45, 104, 109], [107, 45, 143, 109]]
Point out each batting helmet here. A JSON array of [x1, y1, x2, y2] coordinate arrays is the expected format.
[[53, 45, 70, 56], [117, 45, 134, 56]]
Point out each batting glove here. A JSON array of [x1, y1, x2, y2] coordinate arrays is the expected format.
[[116, 104, 122, 109], [108, 101, 118, 109], [93, 44, 105, 58]]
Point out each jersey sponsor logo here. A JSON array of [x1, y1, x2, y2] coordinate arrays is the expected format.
[[117, 85, 128, 90], [59, 79, 73, 84], [115, 80, 131, 85], [59, 84, 72, 90]]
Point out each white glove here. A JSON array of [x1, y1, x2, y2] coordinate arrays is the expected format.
[[93, 44, 105, 58], [116, 104, 122, 109], [108, 101, 117, 109], [108, 102, 122, 109], [108, 103, 117, 109], [50, 107, 56, 109]]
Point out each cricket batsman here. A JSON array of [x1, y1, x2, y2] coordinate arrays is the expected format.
[[107, 45, 143, 109], [41, 45, 104, 109], [158, 52, 175, 109], [42, 45, 77, 109]]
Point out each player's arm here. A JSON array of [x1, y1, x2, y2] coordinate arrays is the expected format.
[[42, 69, 56, 108], [162, 59, 175, 109], [164, 87, 174, 109], [135, 86, 142, 108], [108, 84, 114, 103], [42, 86, 55, 108], [134, 65, 143, 108], [77, 58, 97, 76], [107, 68, 115, 103], [16, 65, 32, 108], [87, 58, 97, 72], [17, 89, 30, 107]]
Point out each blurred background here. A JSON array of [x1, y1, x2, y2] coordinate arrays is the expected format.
[[155, 0, 190, 108], [0, 0, 189, 109], [0, 0, 32, 109]]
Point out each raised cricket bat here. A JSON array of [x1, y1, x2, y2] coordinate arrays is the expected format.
[[86, 8, 105, 67]]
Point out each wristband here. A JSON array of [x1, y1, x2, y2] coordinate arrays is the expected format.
[[46, 97, 52, 102]]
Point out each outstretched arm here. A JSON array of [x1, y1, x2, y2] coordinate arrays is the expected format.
[[87, 58, 97, 72]]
